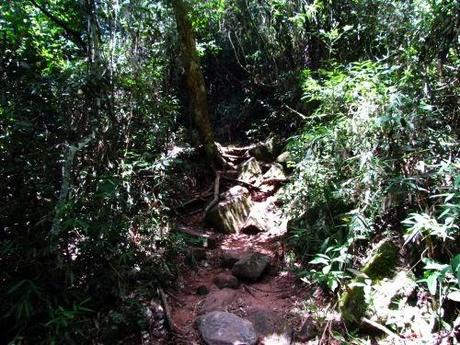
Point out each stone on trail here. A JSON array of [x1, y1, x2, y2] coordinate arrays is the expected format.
[[276, 151, 292, 166], [247, 308, 293, 345], [232, 252, 270, 282], [262, 163, 286, 181], [238, 157, 262, 184], [247, 137, 283, 163], [240, 202, 271, 234], [197, 311, 258, 345], [221, 250, 248, 268], [201, 288, 237, 314], [214, 272, 240, 289], [205, 186, 252, 234]]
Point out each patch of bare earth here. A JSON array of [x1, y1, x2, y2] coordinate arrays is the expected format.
[[165, 228, 311, 344]]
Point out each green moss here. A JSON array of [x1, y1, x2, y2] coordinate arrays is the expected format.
[[339, 240, 398, 326], [339, 281, 367, 324], [362, 241, 398, 281]]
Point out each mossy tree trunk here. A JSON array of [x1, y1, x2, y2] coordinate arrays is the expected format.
[[171, 0, 218, 165]]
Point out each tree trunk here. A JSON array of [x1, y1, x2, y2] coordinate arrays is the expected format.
[[171, 0, 218, 165]]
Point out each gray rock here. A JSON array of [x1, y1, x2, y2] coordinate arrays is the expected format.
[[248, 144, 273, 162], [276, 151, 292, 165], [221, 250, 248, 268], [197, 311, 257, 345], [248, 137, 283, 162], [201, 288, 237, 314], [262, 163, 286, 181], [247, 309, 293, 345], [238, 157, 262, 184], [214, 272, 240, 289], [232, 252, 270, 282], [205, 186, 252, 234], [240, 202, 271, 234]]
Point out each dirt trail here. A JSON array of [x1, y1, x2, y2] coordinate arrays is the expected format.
[[164, 144, 314, 344]]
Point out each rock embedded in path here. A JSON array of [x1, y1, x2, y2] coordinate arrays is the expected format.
[[276, 151, 292, 166], [247, 137, 283, 163], [205, 186, 252, 234], [247, 308, 293, 345], [214, 272, 240, 289], [232, 252, 271, 282], [197, 311, 257, 345], [240, 202, 271, 234], [238, 157, 262, 184], [221, 250, 248, 268], [201, 288, 237, 314]]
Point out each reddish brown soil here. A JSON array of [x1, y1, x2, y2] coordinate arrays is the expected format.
[[167, 226, 312, 344]]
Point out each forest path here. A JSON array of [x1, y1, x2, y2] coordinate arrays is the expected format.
[[165, 144, 315, 345]]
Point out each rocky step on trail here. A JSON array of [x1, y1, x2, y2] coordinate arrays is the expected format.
[[163, 141, 318, 344]]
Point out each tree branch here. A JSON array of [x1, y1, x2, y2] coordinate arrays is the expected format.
[[29, 0, 86, 51]]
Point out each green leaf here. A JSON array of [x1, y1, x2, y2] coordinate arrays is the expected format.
[[426, 273, 439, 295], [451, 254, 460, 273], [310, 257, 329, 265], [447, 291, 460, 302]]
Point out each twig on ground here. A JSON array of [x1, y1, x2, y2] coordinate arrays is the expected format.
[[241, 284, 262, 299], [159, 288, 179, 332], [362, 317, 402, 341]]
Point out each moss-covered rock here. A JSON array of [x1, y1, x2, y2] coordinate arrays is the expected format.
[[238, 157, 262, 184], [205, 186, 252, 234], [362, 241, 399, 281], [339, 239, 398, 326]]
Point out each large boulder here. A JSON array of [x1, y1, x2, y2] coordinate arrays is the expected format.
[[201, 288, 237, 314], [238, 157, 262, 184], [240, 202, 271, 234], [232, 252, 270, 282], [248, 137, 283, 163], [221, 250, 249, 268], [247, 308, 293, 345], [367, 270, 417, 324], [262, 163, 286, 181], [205, 186, 252, 234], [275, 151, 292, 166], [339, 240, 399, 325], [197, 311, 258, 345], [241, 197, 288, 236]]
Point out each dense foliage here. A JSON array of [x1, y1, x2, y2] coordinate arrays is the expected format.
[[1, 0, 458, 343]]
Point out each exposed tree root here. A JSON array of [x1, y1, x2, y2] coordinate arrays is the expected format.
[[201, 172, 221, 220]]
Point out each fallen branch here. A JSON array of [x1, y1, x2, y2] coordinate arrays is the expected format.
[[241, 284, 261, 299], [362, 317, 401, 340], [282, 104, 307, 120], [158, 288, 178, 332]]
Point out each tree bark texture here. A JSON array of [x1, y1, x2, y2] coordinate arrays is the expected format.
[[171, 0, 218, 165]]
